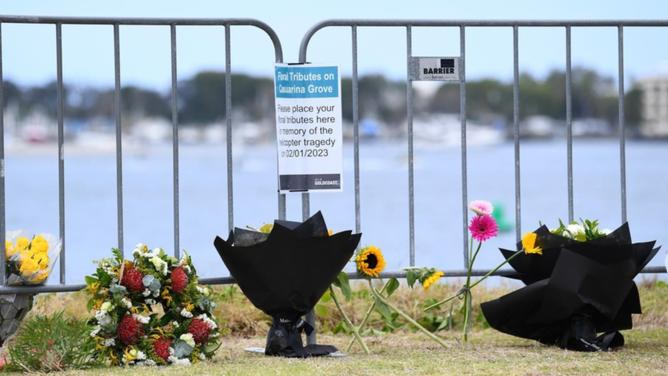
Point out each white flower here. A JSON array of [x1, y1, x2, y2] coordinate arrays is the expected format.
[[133, 243, 149, 257], [90, 325, 101, 337], [180, 333, 196, 348], [198, 353, 206, 360], [100, 301, 113, 312], [95, 310, 112, 326], [136, 350, 146, 360], [151, 256, 168, 275], [196, 286, 210, 297], [180, 309, 193, 318], [196, 314, 218, 330], [133, 314, 150, 324], [566, 224, 585, 237], [103, 338, 115, 347], [121, 298, 132, 309], [152, 289, 160, 297], [142, 289, 152, 297], [173, 358, 191, 366], [144, 359, 156, 366], [172, 321, 180, 328], [145, 299, 156, 305]]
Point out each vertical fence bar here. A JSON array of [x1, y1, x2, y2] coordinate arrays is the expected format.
[[513, 25, 521, 242], [225, 24, 234, 232], [278, 193, 286, 220], [170, 24, 180, 259], [617, 25, 627, 223], [113, 24, 124, 256], [56, 23, 66, 284], [460, 26, 469, 268], [0, 23, 5, 285], [565, 26, 574, 222], [406, 25, 415, 267], [352, 25, 361, 234]]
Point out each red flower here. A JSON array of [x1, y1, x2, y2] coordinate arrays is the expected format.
[[153, 337, 172, 361], [188, 318, 210, 344], [171, 267, 189, 294], [117, 315, 143, 345], [121, 266, 144, 293]]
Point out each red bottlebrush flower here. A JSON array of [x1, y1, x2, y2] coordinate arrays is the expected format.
[[188, 318, 210, 344], [153, 337, 172, 361], [121, 266, 144, 293], [171, 266, 189, 293], [117, 315, 143, 345]]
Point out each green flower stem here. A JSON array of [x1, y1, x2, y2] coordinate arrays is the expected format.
[[368, 280, 449, 349], [462, 239, 481, 342], [424, 249, 524, 311], [329, 287, 370, 355], [345, 280, 389, 352]]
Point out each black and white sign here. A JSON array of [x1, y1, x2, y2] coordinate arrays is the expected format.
[[274, 64, 343, 193], [409, 57, 461, 81]]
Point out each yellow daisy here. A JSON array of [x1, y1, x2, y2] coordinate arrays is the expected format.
[[521, 232, 542, 255]]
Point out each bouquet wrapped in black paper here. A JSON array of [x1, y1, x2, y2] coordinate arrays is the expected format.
[[481, 220, 660, 351], [213, 211, 361, 358]]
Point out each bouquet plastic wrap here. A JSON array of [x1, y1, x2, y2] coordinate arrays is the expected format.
[[5, 231, 61, 286]]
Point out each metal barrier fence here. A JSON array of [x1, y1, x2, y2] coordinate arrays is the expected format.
[[298, 19, 668, 276], [0, 17, 666, 344], [0, 15, 284, 294]]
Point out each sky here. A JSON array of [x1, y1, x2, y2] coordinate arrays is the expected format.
[[2, 0, 668, 90]]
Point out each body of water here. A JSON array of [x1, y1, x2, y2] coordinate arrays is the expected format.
[[4, 139, 667, 284]]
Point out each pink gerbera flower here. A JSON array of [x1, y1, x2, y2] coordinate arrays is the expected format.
[[469, 214, 499, 242], [469, 200, 494, 216]]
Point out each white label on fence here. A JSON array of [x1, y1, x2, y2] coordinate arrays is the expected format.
[[274, 64, 343, 193], [410, 57, 461, 81]]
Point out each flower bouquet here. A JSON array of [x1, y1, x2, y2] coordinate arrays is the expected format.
[[481, 219, 660, 351], [86, 245, 220, 366], [213, 211, 360, 358], [5, 232, 61, 286], [1, 232, 61, 346]]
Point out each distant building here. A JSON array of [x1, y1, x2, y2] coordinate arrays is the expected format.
[[639, 75, 668, 137]]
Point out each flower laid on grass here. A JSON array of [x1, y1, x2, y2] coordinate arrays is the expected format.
[[336, 246, 449, 351], [3, 231, 61, 286], [425, 200, 530, 343], [86, 245, 220, 366], [355, 245, 386, 278]]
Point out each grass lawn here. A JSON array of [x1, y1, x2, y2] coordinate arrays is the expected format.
[[45, 328, 668, 376]]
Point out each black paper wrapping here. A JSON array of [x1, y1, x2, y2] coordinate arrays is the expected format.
[[214, 211, 361, 357], [481, 223, 660, 351]]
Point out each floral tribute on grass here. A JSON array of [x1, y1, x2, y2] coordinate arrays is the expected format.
[[331, 245, 450, 353], [85, 245, 220, 366], [481, 219, 661, 352], [425, 200, 527, 343]]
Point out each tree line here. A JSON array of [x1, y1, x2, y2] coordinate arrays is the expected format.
[[1, 67, 642, 128]]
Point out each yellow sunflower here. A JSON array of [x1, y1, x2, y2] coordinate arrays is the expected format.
[[521, 232, 542, 255], [422, 271, 444, 290], [355, 245, 386, 278]]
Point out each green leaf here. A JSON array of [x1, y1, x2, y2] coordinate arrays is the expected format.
[[385, 278, 400, 297], [373, 296, 393, 322], [84, 275, 98, 286], [406, 270, 418, 288], [335, 272, 352, 300]]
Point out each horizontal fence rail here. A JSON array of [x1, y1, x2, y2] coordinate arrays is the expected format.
[[298, 19, 668, 278], [0, 15, 284, 293]]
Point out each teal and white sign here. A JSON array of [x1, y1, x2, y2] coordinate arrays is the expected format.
[[274, 64, 343, 193]]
